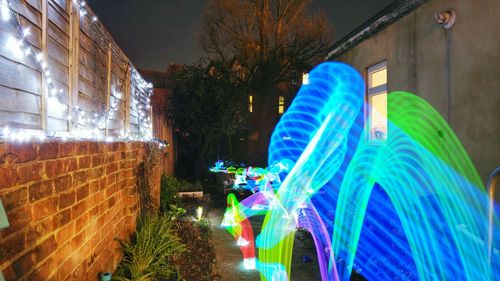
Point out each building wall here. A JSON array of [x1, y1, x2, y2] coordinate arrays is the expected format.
[[151, 88, 175, 176], [334, 0, 500, 184], [0, 141, 161, 280]]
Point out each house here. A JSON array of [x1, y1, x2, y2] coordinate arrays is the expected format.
[[326, 0, 500, 193]]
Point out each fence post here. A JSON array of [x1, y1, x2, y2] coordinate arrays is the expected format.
[[105, 43, 112, 136], [68, 0, 80, 132], [124, 63, 131, 135], [40, 0, 48, 132]]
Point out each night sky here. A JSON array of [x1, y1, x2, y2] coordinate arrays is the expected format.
[[87, 0, 394, 71]]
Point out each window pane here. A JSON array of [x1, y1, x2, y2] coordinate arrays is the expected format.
[[369, 67, 387, 88], [278, 96, 285, 114], [302, 73, 309, 85], [369, 92, 387, 140]]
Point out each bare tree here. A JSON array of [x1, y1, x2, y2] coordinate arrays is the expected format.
[[201, 0, 332, 91]]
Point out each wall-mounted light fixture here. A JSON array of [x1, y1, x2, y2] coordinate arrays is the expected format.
[[435, 9, 456, 29]]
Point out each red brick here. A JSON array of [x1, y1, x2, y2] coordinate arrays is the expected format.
[[91, 154, 105, 167], [58, 256, 75, 281], [0, 205, 31, 239], [90, 166, 105, 180], [0, 166, 17, 189], [58, 191, 75, 210], [29, 181, 53, 202], [92, 192, 104, 204], [109, 142, 120, 152], [54, 208, 71, 228], [55, 221, 74, 245], [88, 180, 99, 195], [0, 232, 25, 264], [17, 162, 42, 184], [88, 205, 99, 222], [73, 170, 89, 186], [1, 186, 28, 210], [10, 252, 34, 279], [106, 174, 116, 186], [75, 212, 89, 232], [71, 200, 87, 219], [32, 235, 57, 264], [59, 142, 77, 158], [44, 160, 62, 179], [105, 162, 118, 174], [71, 260, 87, 280], [32, 196, 57, 221], [27, 256, 54, 281], [52, 240, 71, 265], [62, 158, 78, 173], [28, 215, 55, 242], [89, 142, 105, 154], [38, 142, 58, 160], [5, 142, 37, 163], [78, 155, 91, 169], [76, 184, 89, 201], [107, 196, 116, 208], [71, 230, 86, 252], [55, 175, 72, 192], [76, 142, 89, 155]]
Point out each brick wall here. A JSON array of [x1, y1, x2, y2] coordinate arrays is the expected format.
[[0, 141, 161, 280]]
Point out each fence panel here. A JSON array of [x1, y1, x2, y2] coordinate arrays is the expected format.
[[0, 0, 152, 140]]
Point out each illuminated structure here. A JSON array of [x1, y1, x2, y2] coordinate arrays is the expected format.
[[216, 62, 499, 280]]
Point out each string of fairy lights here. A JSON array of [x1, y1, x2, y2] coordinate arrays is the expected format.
[[0, 0, 156, 143]]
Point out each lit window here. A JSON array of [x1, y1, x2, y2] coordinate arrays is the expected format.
[[302, 73, 309, 85], [278, 96, 285, 114], [367, 61, 387, 141], [248, 95, 253, 113]]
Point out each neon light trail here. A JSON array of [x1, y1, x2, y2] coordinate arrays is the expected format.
[[211, 62, 499, 281]]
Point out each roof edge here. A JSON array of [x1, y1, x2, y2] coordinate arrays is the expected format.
[[326, 0, 429, 60]]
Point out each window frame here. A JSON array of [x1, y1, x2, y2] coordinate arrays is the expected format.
[[248, 95, 253, 113], [366, 60, 388, 143], [278, 95, 285, 115]]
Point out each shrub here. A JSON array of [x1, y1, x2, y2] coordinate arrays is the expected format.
[[113, 214, 186, 281], [172, 219, 218, 281], [160, 175, 180, 212]]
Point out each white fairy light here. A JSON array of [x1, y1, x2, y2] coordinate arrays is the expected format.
[[6, 36, 23, 58], [1, 0, 10, 21]]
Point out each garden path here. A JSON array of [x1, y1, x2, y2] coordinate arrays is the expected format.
[[206, 195, 322, 281]]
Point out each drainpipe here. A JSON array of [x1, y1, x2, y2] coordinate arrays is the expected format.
[[435, 10, 456, 125], [486, 167, 499, 265]]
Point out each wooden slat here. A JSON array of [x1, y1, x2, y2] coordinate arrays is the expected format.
[[10, 0, 41, 27], [0, 55, 41, 94], [0, 85, 40, 114], [47, 36, 68, 66], [49, 0, 67, 17], [0, 110, 41, 129]]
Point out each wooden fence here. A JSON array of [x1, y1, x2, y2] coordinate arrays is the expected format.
[[0, 0, 152, 140]]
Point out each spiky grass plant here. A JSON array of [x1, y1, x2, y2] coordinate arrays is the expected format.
[[113, 214, 186, 281]]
